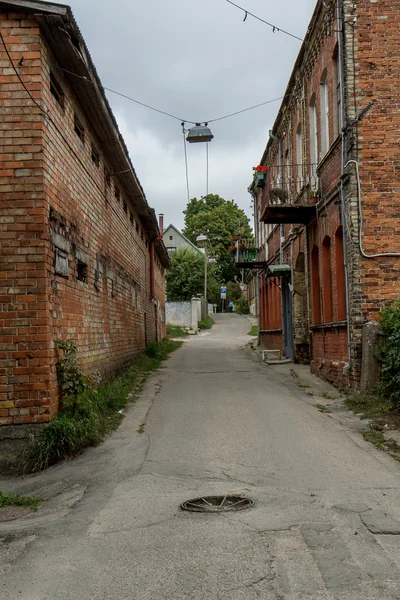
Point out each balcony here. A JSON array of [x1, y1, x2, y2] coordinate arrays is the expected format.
[[260, 164, 319, 225], [230, 241, 267, 269]]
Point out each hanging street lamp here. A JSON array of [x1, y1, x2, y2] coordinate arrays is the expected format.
[[186, 123, 214, 143]]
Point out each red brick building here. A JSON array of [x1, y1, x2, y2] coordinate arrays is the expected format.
[[0, 0, 169, 434], [250, 0, 400, 390]]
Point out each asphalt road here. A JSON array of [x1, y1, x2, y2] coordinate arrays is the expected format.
[[2, 314, 400, 599]]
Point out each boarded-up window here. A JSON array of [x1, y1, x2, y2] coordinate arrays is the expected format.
[[55, 249, 69, 276]]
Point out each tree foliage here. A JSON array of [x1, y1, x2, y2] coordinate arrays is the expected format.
[[166, 248, 219, 303], [182, 194, 253, 282], [226, 281, 242, 302]]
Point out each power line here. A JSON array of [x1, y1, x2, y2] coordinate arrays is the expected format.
[[52, 66, 193, 124], [225, 0, 304, 42], [208, 96, 284, 123], [0, 31, 47, 115], [52, 65, 283, 125]]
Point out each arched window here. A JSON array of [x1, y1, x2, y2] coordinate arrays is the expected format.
[[309, 93, 318, 177], [335, 226, 346, 320], [296, 122, 303, 191], [322, 236, 333, 322], [320, 69, 329, 157], [311, 245, 321, 324]]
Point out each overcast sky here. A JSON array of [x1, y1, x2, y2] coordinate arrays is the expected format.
[[60, 0, 317, 230]]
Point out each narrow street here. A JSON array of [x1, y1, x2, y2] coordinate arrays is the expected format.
[[2, 315, 400, 599]]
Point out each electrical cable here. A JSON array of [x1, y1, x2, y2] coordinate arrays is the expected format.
[[53, 64, 283, 125], [0, 31, 47, 114], [225, 0, 304, 42], [181, 123, 191, 203], [207, 96, 284, 123]]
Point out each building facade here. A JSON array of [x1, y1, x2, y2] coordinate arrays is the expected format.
[[0, 0, 169, 430], [250, 0, 400, 389], [163, 224, 202, 255]]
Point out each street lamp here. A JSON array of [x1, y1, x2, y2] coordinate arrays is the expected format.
[[196, 234, 208, 317], [186, 123, 214, 143]]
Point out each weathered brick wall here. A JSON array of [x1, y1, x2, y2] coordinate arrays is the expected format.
[[0, 10, 166, 426], [353, 0, 400, 319], [0, 11, 50, 425]]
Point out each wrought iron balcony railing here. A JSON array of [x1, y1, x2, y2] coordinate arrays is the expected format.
[[258, 164, 320, 225], [229, 241, 266, 268], [257, 163, 320, 205]]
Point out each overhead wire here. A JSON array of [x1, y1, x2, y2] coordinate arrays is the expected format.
[[52, 65, 283, 125], [224, 0, 304, 42]]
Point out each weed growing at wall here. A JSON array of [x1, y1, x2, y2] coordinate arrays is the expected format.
[[379, 299, 400, 407], [21, 339, 182, 472], [198, 316, 214, 330], [166, 324, 189, 337]]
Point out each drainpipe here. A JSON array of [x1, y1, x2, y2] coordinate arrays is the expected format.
[[150, 213, 164, 299], [253, 191, 261, 343], [337, 0, 351, 375], [269, 131, 284, 264]]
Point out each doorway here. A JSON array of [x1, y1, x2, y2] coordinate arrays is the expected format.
[[281, 274, 293, 359]]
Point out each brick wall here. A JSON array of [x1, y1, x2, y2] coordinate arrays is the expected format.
[[353, 0, 400, 319], [0, 10, 166, 426]]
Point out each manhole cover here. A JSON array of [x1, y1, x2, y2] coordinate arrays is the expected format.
[[0, 506, 31, 522], [181, 495, 254, 513]]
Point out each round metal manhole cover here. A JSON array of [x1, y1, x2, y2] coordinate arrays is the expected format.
[[181, 495, 254, 513], [0, 506, 32, 522]]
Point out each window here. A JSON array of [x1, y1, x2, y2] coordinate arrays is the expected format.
[[166, 247, 176, 253], [104, 167, 111, 192], [309, 93, 318, 176], [311, 245, 321, 324], [320, 69, 330, 157], [115, 187, 120, 201], [123, 201, 127, 213], [333, 48, 341, 138], [77, 260, 87, 283], [335, 226, 346, 320], [169, 235, 173, 241], [50, 72, 64, 108], [74, 113, 85, 142], [296, 123, 303, 191], [322, 236, 333, 322], [130, 212, 134, 224], [55, 248, 69, 277], [91, 144, 100, 167]]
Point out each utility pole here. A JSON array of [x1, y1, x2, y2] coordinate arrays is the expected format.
[[204, 243, 207, 317]]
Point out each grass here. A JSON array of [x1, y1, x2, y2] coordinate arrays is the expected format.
[[20, 339, 182, 473], [345, 393, 400, 462], [248, 325, 258, 336], [0, 491, 41, 511], [198, 315, 214, 330], [166, 324, 189, 337]]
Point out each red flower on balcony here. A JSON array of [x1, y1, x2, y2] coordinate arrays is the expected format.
[[253, 165, 268, 173]]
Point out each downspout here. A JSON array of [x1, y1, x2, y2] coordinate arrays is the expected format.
[[337, 0, 351, 375], [253, 191, 261, 344], [269, 131, 284, 264]]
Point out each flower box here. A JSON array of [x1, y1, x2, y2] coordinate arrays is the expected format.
[[254, 172, 266, 188]]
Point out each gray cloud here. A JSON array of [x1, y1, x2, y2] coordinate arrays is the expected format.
[[60, 0, 317, 228]]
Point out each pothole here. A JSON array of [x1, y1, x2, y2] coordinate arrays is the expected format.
[[181, 495, 254, 513], [0, 506, 32, 522]]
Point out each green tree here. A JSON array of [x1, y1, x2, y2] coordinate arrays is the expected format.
[[182, 194, 253, 282], [226, 281, 242, 302], [166, 248, 219, 303]]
